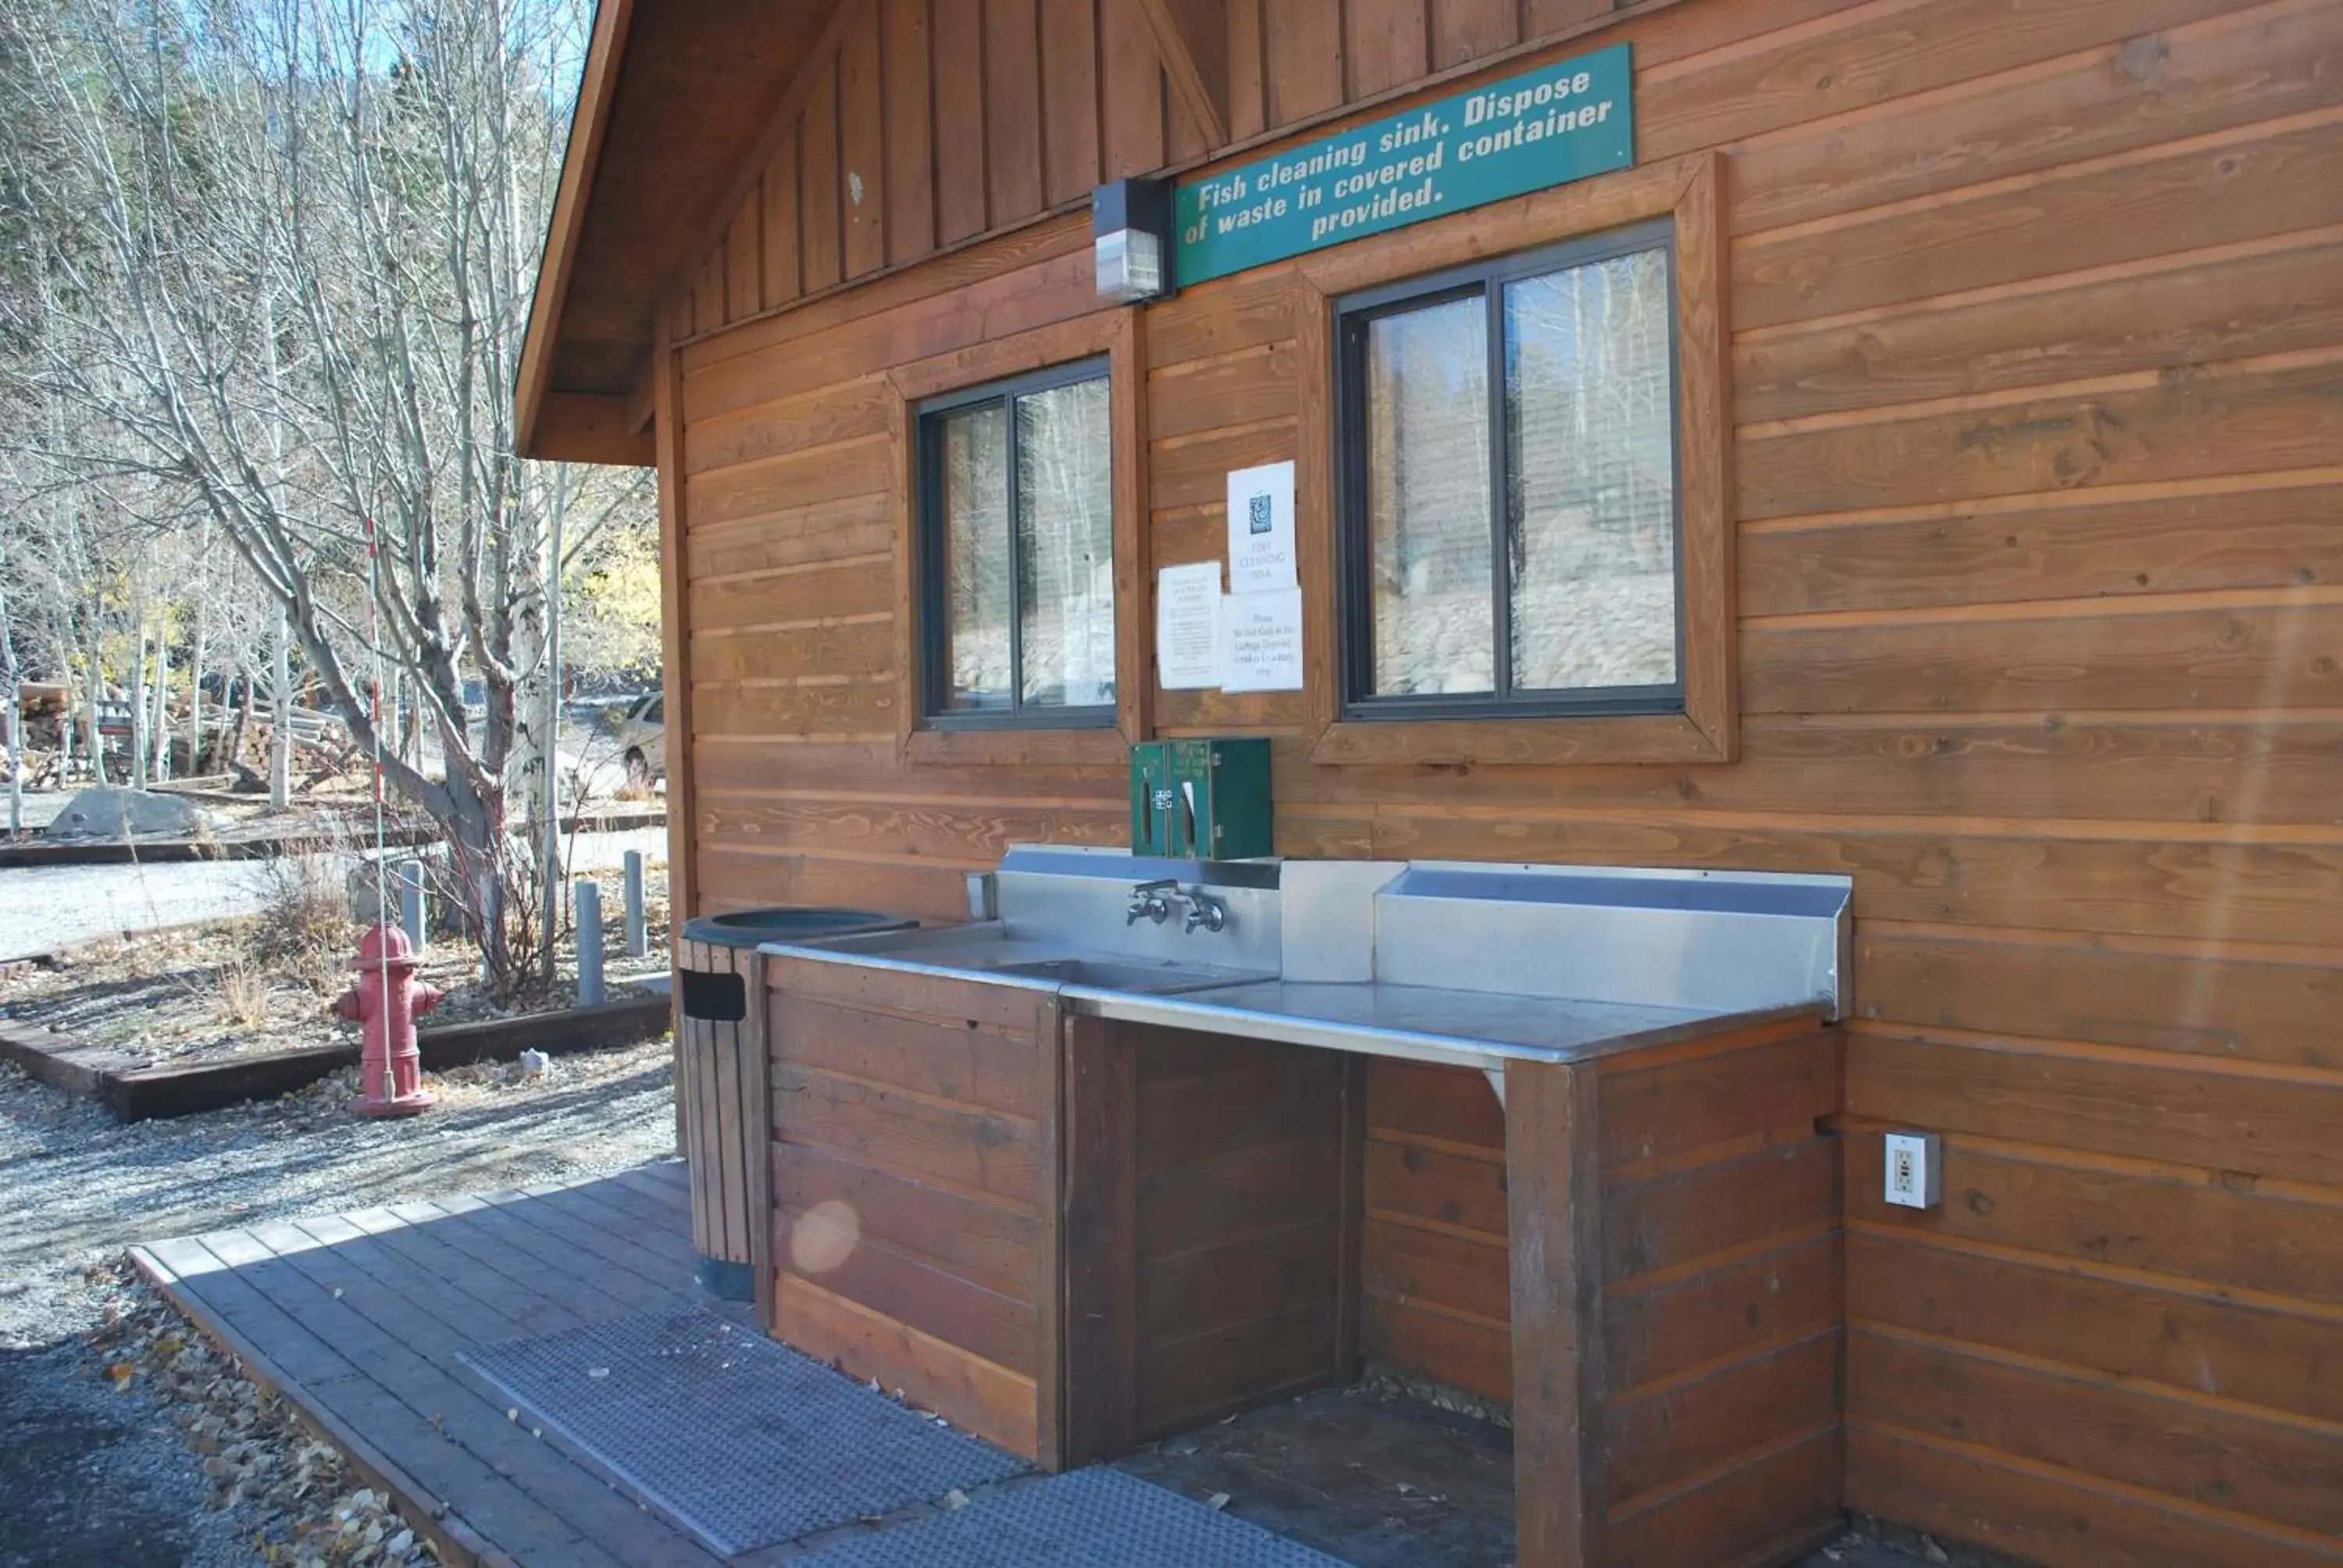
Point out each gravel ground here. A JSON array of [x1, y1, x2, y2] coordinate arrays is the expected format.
[[0, 1039, 679, 1566], [0, 828, 666, 963]]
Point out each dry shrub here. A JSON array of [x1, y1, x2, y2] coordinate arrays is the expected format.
[[247, 847, 357, 990]]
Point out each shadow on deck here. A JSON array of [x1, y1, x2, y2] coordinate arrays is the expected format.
[[132, 1163, 740, 1568]]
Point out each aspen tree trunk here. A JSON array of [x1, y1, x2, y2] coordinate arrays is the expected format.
[[128, 621, 148, 791]]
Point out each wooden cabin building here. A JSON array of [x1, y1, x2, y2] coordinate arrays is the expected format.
[[521, 2, 2343, 1563]]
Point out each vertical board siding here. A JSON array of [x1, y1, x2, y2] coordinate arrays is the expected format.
[[664, 1, 2343, 1558], [837, 3, 887, 280]]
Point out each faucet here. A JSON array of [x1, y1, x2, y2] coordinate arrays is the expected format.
[[1126, 878, 1178, 925], [1178, 885, 1228, 935]]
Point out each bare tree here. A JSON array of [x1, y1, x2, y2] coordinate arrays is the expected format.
[[0, 0, 652, 989]]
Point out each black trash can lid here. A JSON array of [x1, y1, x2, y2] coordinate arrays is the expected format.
[[679, 907, 916, 949]]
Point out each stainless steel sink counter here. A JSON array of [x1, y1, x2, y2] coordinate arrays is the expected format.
[[1057, 979, 1824, 1071], [758, 846, 1852, 1073]]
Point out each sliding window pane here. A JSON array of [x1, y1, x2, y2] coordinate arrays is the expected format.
[[1504, 247, 1677, 691], [938, 404, 1011, 711], [1014, 378, 1115, 708], [1363, 296, 1492, 697]]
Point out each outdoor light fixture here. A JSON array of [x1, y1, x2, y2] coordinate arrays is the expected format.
[[1093, 177, 1173, 304]]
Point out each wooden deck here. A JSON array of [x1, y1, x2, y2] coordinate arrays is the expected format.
[[131, 1161, 733, 1568]]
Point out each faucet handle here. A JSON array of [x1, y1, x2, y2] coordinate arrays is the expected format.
[[1127, 878, 1178, 925], [1179, 886, 1228, 935]]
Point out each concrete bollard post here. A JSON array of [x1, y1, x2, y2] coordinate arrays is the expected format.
[[398, 860, 427, 954], [622, 850, 648, 958], [575, 878, 605, 1006]]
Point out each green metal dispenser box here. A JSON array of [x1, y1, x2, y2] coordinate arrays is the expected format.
[[1129, 739, 1274, 861]]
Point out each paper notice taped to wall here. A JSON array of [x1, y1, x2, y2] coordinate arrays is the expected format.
[[1219, 587, 1304, 693], [1225, 461, 1296, 595], [1156, 561, 1222, 690]]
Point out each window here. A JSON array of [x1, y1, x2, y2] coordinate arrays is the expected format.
[[917, 359, 1117, 728], [1336, 219, 1680, 721]]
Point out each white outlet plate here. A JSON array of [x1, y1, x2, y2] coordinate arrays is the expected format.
[[1884, 1131, 1942, 1210]]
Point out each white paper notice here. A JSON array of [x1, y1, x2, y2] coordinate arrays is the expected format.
[[1218, 588, 1305, 693], [1225, 461, 1297, 594], [1156, 561, 1222, 690]]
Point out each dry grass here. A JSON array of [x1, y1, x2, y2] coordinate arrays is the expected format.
[[213, 957, 271, 1028]]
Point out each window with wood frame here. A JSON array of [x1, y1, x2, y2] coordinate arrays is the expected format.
[[1294, 152, 1733, 768], [915, 358, 1116, 729], [1336, 220, 1681, 722]]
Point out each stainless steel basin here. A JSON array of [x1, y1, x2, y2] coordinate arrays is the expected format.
[[979, 955, 1261, 994]]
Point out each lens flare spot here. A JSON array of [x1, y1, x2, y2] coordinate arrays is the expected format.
[[790, 1199, 860, 1274]]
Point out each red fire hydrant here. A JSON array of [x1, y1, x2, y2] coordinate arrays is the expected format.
[[334, 924, 442, 1117]]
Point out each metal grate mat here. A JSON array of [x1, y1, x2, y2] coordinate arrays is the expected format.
[[457, 1307, 1028, 1557], [790, 1467, 1353, 1566]]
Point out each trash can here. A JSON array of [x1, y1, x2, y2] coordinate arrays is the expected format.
[[676, 907, 915, 1300]]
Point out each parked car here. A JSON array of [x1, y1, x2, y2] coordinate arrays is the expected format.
[[607, 691, 665, 789]]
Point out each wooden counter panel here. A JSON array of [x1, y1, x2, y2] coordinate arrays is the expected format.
[[1136, 1299, 1345, 1441], [1604, 1137, 1838, 1285], [1607, 1425, 1840, 1568], [1130, 1030, 1350, 1438], [1065, 1021, 1355, 1457], [1598, 1022, 1837, 1172], [1138, 1132, 1345, 1262], [1603, 1230, 1842, 1399], [1137, 1219, 1341, 1345], [772, 1141, 1043, 1302], [761, 954, 1061, 1464], [771, 1064, 1040, 1203], [778, 1218, 1038, 1374], [774, 1274, 1040, 1458], [1361, 1295, 1513, 1405], [1605, 1328, 1839, 1510], [1365, 1135, 1508, 1238], [1363, 1217, 1511, 1327], [772, 995, 1047, 1120], [1364, 1057, 1507, 1150]]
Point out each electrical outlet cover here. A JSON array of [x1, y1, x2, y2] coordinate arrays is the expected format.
[[1883, 1131, 1942, 1210]]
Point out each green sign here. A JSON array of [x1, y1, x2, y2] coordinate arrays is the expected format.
[[1175, 44, 1634, 287]]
